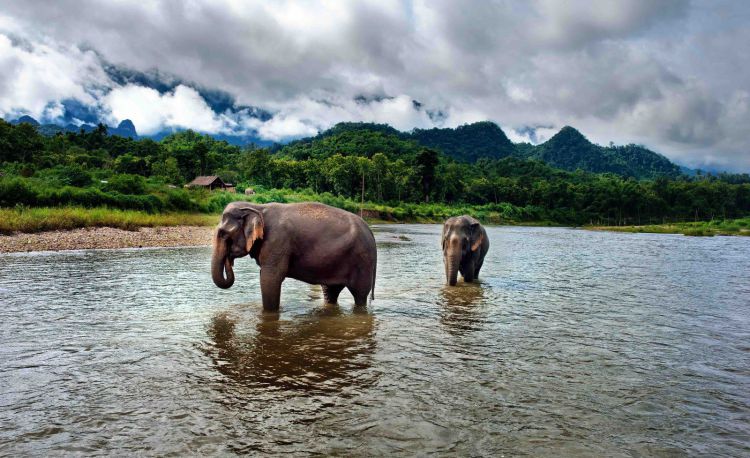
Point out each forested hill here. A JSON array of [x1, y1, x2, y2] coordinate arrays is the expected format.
[[533, 126, 682, 179], [276, 122, 418, 160], [410, 121, 515, 162], [278, 121, 682, 179]]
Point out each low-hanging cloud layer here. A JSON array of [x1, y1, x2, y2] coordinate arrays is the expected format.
[[0, 0, 748, 170]]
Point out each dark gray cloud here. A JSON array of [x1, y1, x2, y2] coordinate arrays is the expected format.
[[0, 0, 748, 170]]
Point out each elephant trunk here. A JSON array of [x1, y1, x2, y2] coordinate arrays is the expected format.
[[212, 233, 235, 289], [445, 243, 461, 286]]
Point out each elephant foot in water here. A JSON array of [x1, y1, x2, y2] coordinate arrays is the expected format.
[[322, 285, 344, 304]]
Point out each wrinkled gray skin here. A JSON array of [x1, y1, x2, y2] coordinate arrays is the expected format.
[[212, 202, 377, 311], [442, 215, 489, 286]]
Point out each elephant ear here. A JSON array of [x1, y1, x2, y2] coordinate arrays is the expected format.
[[467, 217, 483, 252], [242, 208, 264, 252]]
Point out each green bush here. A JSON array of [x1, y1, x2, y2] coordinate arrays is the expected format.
[[38, 165, 93, 187], [0, 177, 37, 206], [165, 189, 196, 211], [106, 174, 147, 195], [684, 228, 711, 236]]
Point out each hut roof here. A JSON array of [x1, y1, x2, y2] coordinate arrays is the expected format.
[[187, 175, 224, 187]]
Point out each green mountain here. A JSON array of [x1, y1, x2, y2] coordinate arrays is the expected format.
[[277, 122, 420, 160], [535, 126, 680, 178], [410, 121, 515, 162], [276, 121, 682, 179]]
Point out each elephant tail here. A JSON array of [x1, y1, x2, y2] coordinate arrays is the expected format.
[[370, 263, 376, 302]]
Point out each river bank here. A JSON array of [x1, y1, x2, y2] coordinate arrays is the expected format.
[[0, 206, 538, 253], [587, 217, 750, 237], [2, 208, 747, 253]]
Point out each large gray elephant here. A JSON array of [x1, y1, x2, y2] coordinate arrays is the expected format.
[[212, 201, 377, 310], [442, 215, 489, 286]]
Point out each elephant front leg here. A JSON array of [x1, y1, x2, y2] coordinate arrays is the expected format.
[[322, 285, 344, 304], [260, 268, 284, 311], [461, 262, 476, 283]]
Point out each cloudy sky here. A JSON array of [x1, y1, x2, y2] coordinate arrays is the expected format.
[[0, 1, 748, 170]]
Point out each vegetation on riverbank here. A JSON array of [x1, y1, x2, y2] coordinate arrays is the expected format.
[[2, 118, 749, 234], [0, 207, 216, 234], [588, 217, 750, 237], [0, 189, 557, 234], [7, 203, 747, 238]]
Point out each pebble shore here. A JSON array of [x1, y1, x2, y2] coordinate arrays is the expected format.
[[0, 226, 215, 253]]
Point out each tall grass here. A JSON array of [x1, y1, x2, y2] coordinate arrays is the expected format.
[[0, 207, 216, 234]]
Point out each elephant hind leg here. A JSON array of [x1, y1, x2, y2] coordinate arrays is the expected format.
[[347, 285, 370, 307], [322, 285, 345, 304]]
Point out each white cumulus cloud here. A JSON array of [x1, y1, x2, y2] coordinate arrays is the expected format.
[[103, 84, 226, 135], [0, 33, 108, 121], [0, 1, 749, 170]]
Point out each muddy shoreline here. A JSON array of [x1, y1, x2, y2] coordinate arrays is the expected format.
[[0, 226, 215, 253]]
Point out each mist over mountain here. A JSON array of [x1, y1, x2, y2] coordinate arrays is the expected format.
[[9, 111, 275, 146], [11, 115, 137, 138]]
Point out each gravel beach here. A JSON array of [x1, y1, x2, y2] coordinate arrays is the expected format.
[[0, 226, 215, 253]]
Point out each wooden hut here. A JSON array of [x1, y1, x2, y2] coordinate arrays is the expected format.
[[186, 175, 229, 191]]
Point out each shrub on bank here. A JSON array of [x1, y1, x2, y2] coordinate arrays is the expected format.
[[105, 174, 147, 195], [0, 177, 36, 206], [0, 176, 166, 213]]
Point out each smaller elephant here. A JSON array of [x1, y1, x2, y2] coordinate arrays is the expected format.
[[442, 215, 489, 286]]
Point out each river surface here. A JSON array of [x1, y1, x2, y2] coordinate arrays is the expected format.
[[0, 225, 748, 456]]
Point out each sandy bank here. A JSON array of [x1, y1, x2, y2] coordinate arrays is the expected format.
[[0, 226, 215, 253]]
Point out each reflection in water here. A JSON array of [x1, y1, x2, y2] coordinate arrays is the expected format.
[[438, 282, 487, 334], [206, 305, 377, 392]]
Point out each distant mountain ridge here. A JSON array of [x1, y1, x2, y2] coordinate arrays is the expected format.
[[10, 114, 683, 178], [280, 121, 682, 179], [12, 115, 138, 138], [9, 115, 274, 146]]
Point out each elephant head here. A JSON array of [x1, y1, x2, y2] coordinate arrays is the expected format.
[[442, 216, 484, 286], [211, 202, 265, 289]]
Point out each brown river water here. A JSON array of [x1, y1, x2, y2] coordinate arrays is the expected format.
[[0, 225, 748, 456]]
